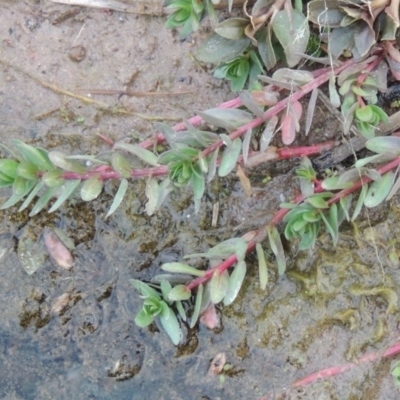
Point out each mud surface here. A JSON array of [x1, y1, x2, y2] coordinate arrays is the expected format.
[[1, 2, 400, 400]]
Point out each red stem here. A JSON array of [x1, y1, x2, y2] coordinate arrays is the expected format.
[[138, 97, 244, 149], [200, 60, 355, 159], [184, 156, 400, 292], [293, 340, 400, 388]]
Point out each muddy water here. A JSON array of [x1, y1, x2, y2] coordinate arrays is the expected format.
[[1, 2, 400, 400]]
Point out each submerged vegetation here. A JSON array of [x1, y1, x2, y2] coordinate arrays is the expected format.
[[2, 0, 400, 355]]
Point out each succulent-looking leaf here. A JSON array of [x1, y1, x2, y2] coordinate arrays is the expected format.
[[195, 33, 250, 63], [16, 162, 38, 181], [351, 184, 368, 221], [267, 226, 286, 275], [13, 177, 35, 197], [176, 300, 187, 321], [239, 91, 265, 119], [210, 269, 229, 304], [198, 108, 253, 132], [160, 280, 173, 304], [162, 262, 205, 277], [364, 171, 395, 208], [307, 194, 330, 209], [135, 307, 155, 328], [305, 88, 319, 136], [224, 261, 247, 305], [42, 169, 64, 187], [366, 136, 400, 156], [218, 138, 242, 177], [329, 74, 340, 108], [113, 142, 158, 167], [12, 140, 54, 171], [80, 175, 103, 202], [260, 116, 278, 152], [29, 186, 58, 217], [257, 25, 277, 70], [320, 204, 339, 246], [272, 8, 309, 67], [242, 129, 252, 166], [256, 244, 268, 290], [111, 153, 131, 178], [106, 178, 128, 218], [214, 18, 248, 40], [48, 179, 81, 213], [159, 301, 182, 345], [19, 181, 45, 212], [48, 151, 86, 173], [130, 279, 161, 300], [0, 159, 19, 180], [190, 284, 203, 328], [168, 284, 191, 301]]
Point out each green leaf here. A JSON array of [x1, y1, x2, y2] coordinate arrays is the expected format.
[[223, 261, 247, 305], [113, 142, 158, 167], [365, 136, 400, 155], [80, 175, 103, 201], [1, 190, 33, 210], [105, 178, 128, 218], [364, 171, 395, 208], [135, 308, 155, 327], [355, 106, 374, 122], [214, 18, 248, 40], [16, 162, 38, 180], [191, 162, 205, 206], [0, 159, 19, 180], [257, 25, 277, 70], [239, 91, 265, 119], [322, 176, 352, 190], [306, 194, 330, 209], [320, 205, 339, 246], [29, 186, 58, 216], [195, 33, 250, 63], [42, 169, 64, 187], [272, 9, 309, 67], [198, 108, 253, 132], [159, 301, 182, 345], [190, 284, 203, 328], [12, 140, 54, 171], [130, 279, 161, 299], [212, 237, 248, 261], [161, 262, 205, 276], [218, 138, 241, 177], [351, 184, 368, 221], [18, 181, 44, 212], [111, 153, 131, 178], [168, 284, 191, 301], [48, 151, 86, 173], [210, 269, 229, 304], [256, 244, 268, 290], [267, 226, 286, 275], [176, 300, 187, 321], [160, 280, 173, 303], [48, 179, 81, 213], [13, 177, 36, 197]]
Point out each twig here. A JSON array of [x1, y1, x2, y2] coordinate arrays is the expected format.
[[73, 89, 196, 97]]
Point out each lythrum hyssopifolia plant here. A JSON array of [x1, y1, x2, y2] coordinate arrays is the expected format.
[[2, 0, 400, 346]]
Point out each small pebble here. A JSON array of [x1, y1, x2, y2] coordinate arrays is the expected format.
[[69, 45, 86, 62]]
